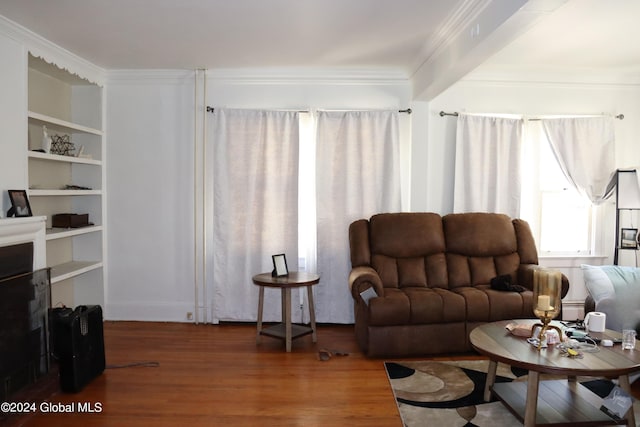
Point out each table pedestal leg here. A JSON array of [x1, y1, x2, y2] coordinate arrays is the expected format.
[[484, 360, 497, 402], [256, 285, 264, 343], [524, 371, 540, 427], [284, 288, 292, 352], [307, 286, 317, 342], [618, 374, 636, 427]]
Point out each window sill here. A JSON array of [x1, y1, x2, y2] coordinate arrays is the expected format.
[[538, 254, 609, 268]]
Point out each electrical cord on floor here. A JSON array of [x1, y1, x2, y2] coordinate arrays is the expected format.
[[106, 361, 160, 369]]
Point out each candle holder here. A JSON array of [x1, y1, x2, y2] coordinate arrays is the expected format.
[[531, 268, 563, 350]]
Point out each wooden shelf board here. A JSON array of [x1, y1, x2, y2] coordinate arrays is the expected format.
[[46, 225, 102, 240], [29, 151, 101, 165], [29, 189, 101, 196], [28, 111, 103, 136], [50, 261, 103, 284], [492, 380, 623, 426], [259, 323, 314, 340]]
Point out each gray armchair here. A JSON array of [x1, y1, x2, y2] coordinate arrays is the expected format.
[[582, 264, 640, 334]]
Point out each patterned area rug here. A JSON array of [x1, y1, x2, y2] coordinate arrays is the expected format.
[[384, 360, 640, 427]]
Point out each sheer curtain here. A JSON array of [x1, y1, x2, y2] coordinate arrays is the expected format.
[[541, 117, 615, 204], [315, 110, 401, 324], [209, 109, 299, 322], [453, 113, 523, 217]]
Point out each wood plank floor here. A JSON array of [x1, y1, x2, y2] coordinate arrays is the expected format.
[[6, 321, 640, 427], [5, 322, 407, 427]]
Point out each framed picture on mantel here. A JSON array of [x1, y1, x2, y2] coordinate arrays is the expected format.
[[7, 190, 33, 217]]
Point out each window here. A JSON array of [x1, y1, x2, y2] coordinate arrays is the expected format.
[[520, 121, 593, 255]]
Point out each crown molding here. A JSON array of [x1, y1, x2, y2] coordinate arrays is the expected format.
[[205, 67, 410, 85], [107, 69, 195, 85], [0, 15, 105, 86], [464, 65, 640, 87]]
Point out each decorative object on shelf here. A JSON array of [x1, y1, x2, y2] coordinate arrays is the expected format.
[[50, 134, 75, 156], [621, 228, 638, 249], [52, 213, 92, 229], [42, 125, 52, 153], [63, 184, 92, 190], [271, 253, 289, 277], [530, 268, 563, 350], [6, 190, 33, 217]]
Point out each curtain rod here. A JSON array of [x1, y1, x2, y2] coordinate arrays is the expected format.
[[206, 106, 412, 114], [439, 110, 624, 120]]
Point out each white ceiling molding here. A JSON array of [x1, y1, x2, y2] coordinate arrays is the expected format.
[[205, 68, 410, 85], [0, 15, 105, 86], [107, 69, 196, 86], [464, 65, 640, 87]]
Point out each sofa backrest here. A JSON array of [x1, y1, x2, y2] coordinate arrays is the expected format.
[[348, 212, 539, 290]]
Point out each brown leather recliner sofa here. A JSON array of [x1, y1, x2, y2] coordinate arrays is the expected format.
[[348, 212, 569, 357]]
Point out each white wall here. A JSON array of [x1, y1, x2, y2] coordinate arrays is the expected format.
[[105, 71, 196, 321], [0, 34, 27, 214]]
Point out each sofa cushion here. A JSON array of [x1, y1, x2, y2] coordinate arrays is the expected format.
[[403, 288, 465, 323], [368, 287, 466, 326], [443, 212, 518, 256], [453, 286, 533, 322], [370, 213, 445, 258], [443, 213, 521, 288], [371, 253, 448, 289]]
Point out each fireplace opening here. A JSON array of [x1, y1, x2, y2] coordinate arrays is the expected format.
[[0, 242, 51, 402]]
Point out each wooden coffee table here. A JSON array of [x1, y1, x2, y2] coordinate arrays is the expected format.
[[252, 272, 319, 352], [470, 319, 640, 427]]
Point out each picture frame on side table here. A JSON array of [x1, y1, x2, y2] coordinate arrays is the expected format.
[[621, 228, 638, 249], [272, 254, 289, 277], [7, 190, 33, 217]]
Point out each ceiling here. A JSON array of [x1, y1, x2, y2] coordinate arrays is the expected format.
[[0, 0, 462, 72], [475, 0, 640, 79], [0, 0, 638, 83]]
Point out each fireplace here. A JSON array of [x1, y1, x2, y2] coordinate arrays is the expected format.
[[0, 217, 51, 401]]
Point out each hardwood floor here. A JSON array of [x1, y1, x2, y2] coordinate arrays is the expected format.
[[5, 322, 405, 427], [6, 321, 640, 426]]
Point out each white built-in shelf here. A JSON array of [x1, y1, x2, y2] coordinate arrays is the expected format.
[[50, 260, 103, 284], [46, 225, 103, 241], [29, 189, 101, 196], [28, 150, 101, 166], [28, 111, 103, 136]]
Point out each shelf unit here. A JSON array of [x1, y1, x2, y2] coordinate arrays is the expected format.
[[26, 53, 105, 306], [612, 169, 640, 266]]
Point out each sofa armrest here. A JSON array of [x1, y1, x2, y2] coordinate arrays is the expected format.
[[348, 266, 384, 301], [518, 264, 570, 299]]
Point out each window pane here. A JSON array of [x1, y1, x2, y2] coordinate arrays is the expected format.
[[521, 120, 593, 255], [539, 190, 591, 253]]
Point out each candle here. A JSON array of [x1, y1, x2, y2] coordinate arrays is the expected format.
[[537, 295, 552, 311]]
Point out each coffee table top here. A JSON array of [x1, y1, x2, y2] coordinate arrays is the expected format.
[[470, 319, 640, 377], [252, 271, 320, 288]]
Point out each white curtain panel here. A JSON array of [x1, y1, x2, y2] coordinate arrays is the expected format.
[[541, 117, 615, 204], [453, 114, 523, 217], [315, 110, 401, 324], [210, 109, 299, 322]]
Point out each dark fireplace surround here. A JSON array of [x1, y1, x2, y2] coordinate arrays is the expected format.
[[0, 241, 52, 401]]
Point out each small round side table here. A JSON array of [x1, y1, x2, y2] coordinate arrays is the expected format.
[[252, 271, 320, 352]]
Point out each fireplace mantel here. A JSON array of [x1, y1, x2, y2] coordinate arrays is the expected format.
[[0, 216, 46, 270]]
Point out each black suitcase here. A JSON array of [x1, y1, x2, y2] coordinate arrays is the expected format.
[[49, 305, 106, 392]]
